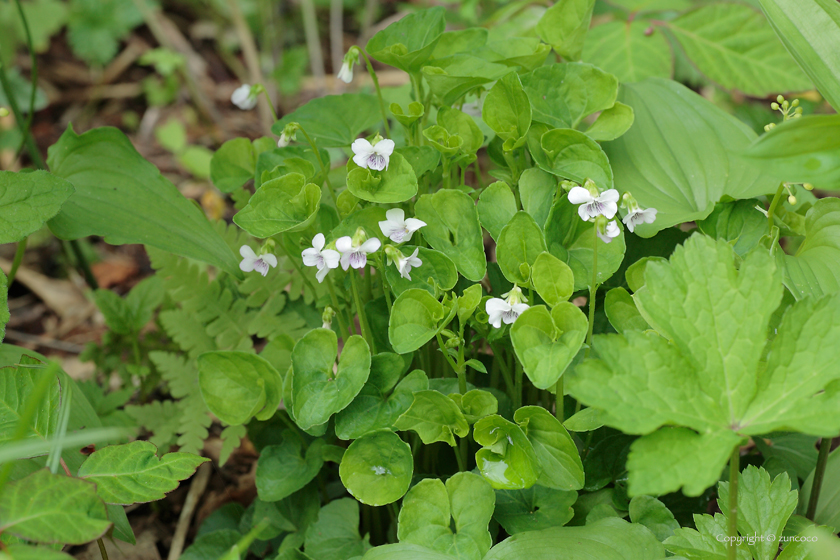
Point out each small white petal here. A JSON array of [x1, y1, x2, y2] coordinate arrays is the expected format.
[[337, 61, 354, 83], [322, 249, 341, 269], [302, 248, 322, 267], [239, 258, 256, 273], [599, 189, 620, 204], [385, 208, 405, 224], [404, 218, 427, 233], [567, 186, 595, 205], [351, 138, 374, 157], [373, 139, 395, 157], [262, 254, 278, 268], [359, 238, 381, 254], [335, 236, 353, 253], [240, 245, 257, 259], [312, 233, 326, 251], [316, 265, 330, 283]]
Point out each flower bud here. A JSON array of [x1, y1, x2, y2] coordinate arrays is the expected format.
[[771, 102, 779, 110], [791, 99, 800, 107], [803, 183, 814, 191], [322, 307, 335, 329], [351, 227, 369, 247], [776, 95, 784, 104], [788, 195, 797, 205]]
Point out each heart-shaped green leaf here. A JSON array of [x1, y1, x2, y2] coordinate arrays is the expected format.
[[272, 94, 381, 148], [347, 152, 418, 203], [388, 289, 445, 355], [394, 390, 469, 447], [234, 173, 321, 238], [483, 72, 532, 150], [496, 212, 547, 286], [535, 0, 595, 60], [197, 351, 282, 426], [422, 55, 511, 107], [535, 128, 613, 190], [477, 182, 517, 242], [291, 329, 371, 430], [493, 486, 577, 535], [519, 169, 556, 229], [781, 198, 840, 300], [366, 7, 446, 72], [474, 415, 540, 490], [415, 189, 487, 281], [256, 437, 325, 502], [384, 247, 458, 297], [531, 252, 575, 308], [585, 102, 635, 142], [514, 406, 585, 491], [522, 63, 617, 129], [339, 430, 413, 506], [510, 304, 588, 390]]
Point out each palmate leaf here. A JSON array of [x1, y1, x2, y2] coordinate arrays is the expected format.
[[567, 234, 840, 496]]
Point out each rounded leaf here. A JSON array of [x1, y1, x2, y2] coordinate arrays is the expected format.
[[339, 430, 414, 506]]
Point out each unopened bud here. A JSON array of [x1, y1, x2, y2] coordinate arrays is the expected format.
[[803, 183, 814, 191], [788, 195, 797, 205], [791, 99, 800, 107], [0, 107, 9, 117], [776, 95, 784, 104], [771, 102, 780, 110]]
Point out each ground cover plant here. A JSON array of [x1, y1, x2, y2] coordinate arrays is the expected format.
[[1, 0, 840, 559]]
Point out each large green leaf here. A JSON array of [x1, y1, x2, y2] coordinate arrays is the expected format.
[[515, 407, 584, 491], [483, 72, 532, 151], [0, 170, 74, 244], [740, 115, 840, 191], [668, 3, 811, 96], [536, 128, 614, 190], [415, 189, 486, 282], [0, 469, 111, 544], [522, 63, 618, 129], [272, 94, 381, 148], [473, 415, 540, 490], [393, 390, 469, 447], [422, 56, 510, 108], [758, 0, 840, 111], [291, 329, 371, 430], [366, 7, 446, 73], [781, 198, 840, 300], [233, 173, 321, 238], [484, 517, 665, 559], [567, 234, 840, 496], [77, 440, 207, 505], [582, 21, 672, 83], [477, 182, 517, 242], [335, 356, 428, 440], [602, 79, 775, 236], [799, 447, 840, 529], [0, 361, 60, 445], [46, 126, 240, 276], [536, 0, 596, 61], [339, 430, 413, 506], [197, 351, 282, 426], [305, 498, 371, 560], [397, 472, 495, 560], [493, 486, 577, 535], [255, 437, 324, 502], [362, 544, 455, 560], [388, 289, 445, 355], [496, 212, 546, 286]]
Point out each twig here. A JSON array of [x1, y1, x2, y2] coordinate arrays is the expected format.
[[167, 461, 212, 560], [3, 330, 85, 354]]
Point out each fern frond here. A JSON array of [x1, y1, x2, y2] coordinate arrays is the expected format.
[[220, 424, 247, 466], [176, 392, 211, 456]]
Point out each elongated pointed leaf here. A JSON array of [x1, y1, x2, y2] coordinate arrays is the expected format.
[[272, 94, 381, 148], [77, 440, 208, 505], [47, 126, 240, 276]]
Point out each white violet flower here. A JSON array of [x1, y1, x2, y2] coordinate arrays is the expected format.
[[622, 207, 658, 233], [239, 245, 278, 277], [352, 137, 395, 171], [486, 286, 529, 329], [336, 234, 381, 271], [567, 181, 619, 221], [231, 84, 258, 110], [301, 233, 340, 283], [386, 246, 422, 280], [337, 60, 354, 84], [379, 208, 426, 243], [596, 219, 621, 244]]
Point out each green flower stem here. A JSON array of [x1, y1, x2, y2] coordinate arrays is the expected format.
[[442, 157, 451, 189], [373, 254, 392, 311], [767, 182, 786, 235], [7, 237, 27, 285], [490, 342, 515, 399], [473, 159, 484, 190], [806, 437, 832, 520], [327, 274, 354, 338], [12, 0, 38, 163], [436, 331, 461, 377], [727, 446, 740, 560], [454, 439, 467, 472], [349, 271, 376, 352], [457, 321, 467, 394], [259, 88, 278, 121], [297, 126, 337, 204], [585, 238, 599, 358], [458, 436, 469, 472], [68, 239, 99, 290], [358, 49, 391, 138], [514, 360, 524, 410], [278, 237, 319, 299], [555, 377, 564, 421], [97, 538, 109, 560]]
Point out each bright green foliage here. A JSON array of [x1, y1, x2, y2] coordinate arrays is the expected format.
[[496, 212, 546, 285], [339, 430, 413, 506], [305, 498, 371, 560], [347, 152, 418, 203], [741, 115, 840, 191], [485, 517, 665, 559], [450, 390, 497, 424], [665, 466, 797, 560], [669, 3, 811, 96], [393, 389, 469, 446], [473, 415, 539, 490], [628, 496, 679, 542], [388, 289, 445, 354], [437, 107, 484, 155], [77, 440, 207, 505], [0, 544, 75, 560], [336, 355, 427, 440], [67, 0, 145, 66], [759, 0, 840, 111], [697, 199, 767, 258], [510, 304, 587, 390], [0, 469, 111, 544], [518, 169, 555, 228], [234, 173, 321, 238], [397, 472, 495, 560], [583, 21, 672, 83], [197, 351, 282, 426], [493, 485, 576, 535], [800, 448, 840, 529], [536, 0, 596, 61], [604, 287, 648, 333], [272, 94, 381, 148], [47, 126, 241, 276], [603, 79, 774, 236], [0, 361, 60, 444], [422, 56, 510, 108], [536, 128, 614, 190], [291, 329, 371, 431], [366, 7, 446, 72], [515, 407, 584, 490], [483, 72, 532, 151], [0, 270, 7, 343], [522, 63, 617, 129], [255, 438, 324, 502], [0, 170, 74, 244], [477, 182, 517, 241], [93, 277, 164, 336], [585, 102, 635, 142], [385, 247, 458, 296], [568, 235, 840, 495], [211, 138, 264, 193], [415, 189, 486, 281], [476, 38, 550, 72], [362, 543, 455, 560]]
